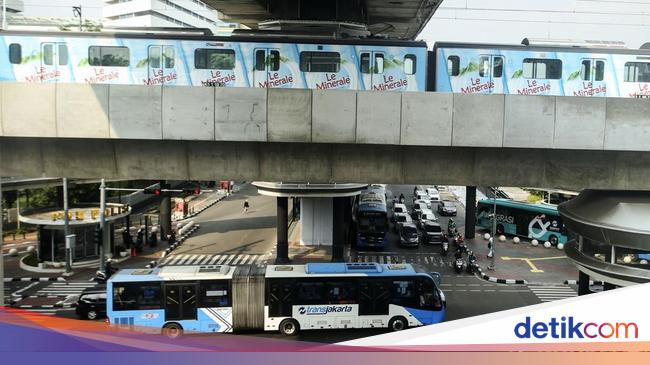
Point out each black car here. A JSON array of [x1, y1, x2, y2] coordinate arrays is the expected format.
[[421, 221, 444, 245], [399, 222, 420, 248], [74, 286, 107, 320]]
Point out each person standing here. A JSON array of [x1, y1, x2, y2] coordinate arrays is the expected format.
[[243, 199, 250, 214]]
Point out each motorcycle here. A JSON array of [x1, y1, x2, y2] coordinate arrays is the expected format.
[[466, 253, 479, 274], [94, 263, 117, 284], [454, 257, 464, 274], [441, 240, 449, 256]]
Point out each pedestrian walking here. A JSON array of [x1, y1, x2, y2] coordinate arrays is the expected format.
[[243, 199, 250, 214]]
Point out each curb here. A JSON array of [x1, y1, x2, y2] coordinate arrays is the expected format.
[[3, 277, 66, 282], [172, 195, 226, 222], [564, 280, 604, 285], [476, 267, 527, 285]]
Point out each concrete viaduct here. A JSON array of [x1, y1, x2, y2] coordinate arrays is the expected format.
[[1, 83, 650, 191]]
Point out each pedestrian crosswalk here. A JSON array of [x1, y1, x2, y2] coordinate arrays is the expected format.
[[353, 253, 452, 267], [160, 253, 269, 266], [528, 285, 577, 302], [35, 282, 99, 298]]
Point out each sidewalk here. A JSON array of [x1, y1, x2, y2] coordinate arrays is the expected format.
[[275, 218, 336, 264], [466, 234, 578, 285]]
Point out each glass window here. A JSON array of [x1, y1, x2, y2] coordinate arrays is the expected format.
[[299, 51, 340, 73], [149, 46, 161, 68], [112, 282, 162, 311], [326, 282, 357, 304], [391, 280, 416, 307], [447, 55, 460, 76], [581, 60, 591, 81], [493, 57, 504, 78], [43, 44, 53, 66], [360, 53, 370, 74], [522, 58, 562, 79], [88, 46, 130, 67], [9, 43, 21, 64], [194, 48, 235, 70], [594, 60, 605, 81], [624, 62, 650, 82], [269, 50, 280, 71], [255, 50, 266, 71], [295, 281, 325, 303], [478, 56, 489, 77], [404, 54, 416, 75], [374, 53, 384, 74], [164, 47, 175, 68], [58, 44, 68, 66], [199, 281, 230, 307]]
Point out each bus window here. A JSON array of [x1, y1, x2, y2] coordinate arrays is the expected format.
[[9, 43, 21, 64], [326, 281, 357, 304], [113, 282, 162, 311], [447, 55, 460, 76], [391, 279, 416, 307], [404, 54, 416, 75], [268, 279, 294, 317], [299, 51, 340, 73], [295, 281, 325, 304], [200, 281, 230, 307]]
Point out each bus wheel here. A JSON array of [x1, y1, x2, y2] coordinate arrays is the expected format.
[[389, 316, 408, 332], [549, 235, 559, 246], [496, 224, 505, 235], [279, 319, 300, 336], [162, 323, 184, 339]]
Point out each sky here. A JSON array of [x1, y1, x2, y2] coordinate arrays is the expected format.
[[18, 0, 650, 48]]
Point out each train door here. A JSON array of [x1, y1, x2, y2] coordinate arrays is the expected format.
[[580, 58, 607, 96], [253, 48, 280, 88], [148, 45, 176, 84], [359, 51, 385, 90], [40, 42, 71, 83], [477, 55, 504, 94]]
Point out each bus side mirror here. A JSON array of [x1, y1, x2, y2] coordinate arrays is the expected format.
[[429, 272, 442, 287]]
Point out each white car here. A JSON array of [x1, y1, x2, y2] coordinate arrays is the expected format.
[[426, 187, 441, 203], [417, 209, 438, 228]]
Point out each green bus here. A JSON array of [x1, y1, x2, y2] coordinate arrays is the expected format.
[[476, 199, 568, 245]]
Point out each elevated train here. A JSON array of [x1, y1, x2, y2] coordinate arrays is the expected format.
[[0, 29, 649, 98]]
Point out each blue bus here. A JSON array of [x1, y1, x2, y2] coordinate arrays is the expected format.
[[476, 198, 568, 245], [353, 190, 389, 249], [107, 263, 445, 337]]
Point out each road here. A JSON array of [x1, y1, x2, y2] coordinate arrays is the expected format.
[[4, 183, 579, 343]]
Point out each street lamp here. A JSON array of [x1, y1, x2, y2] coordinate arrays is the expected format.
[[488, 187, 498, 270], [73, 5, 82, 31]]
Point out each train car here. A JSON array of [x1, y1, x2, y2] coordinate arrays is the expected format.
[[433, 41, 650, 98], [0, 30, 428, 91]]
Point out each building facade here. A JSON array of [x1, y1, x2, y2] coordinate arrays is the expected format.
[[103, 0, 237, 34]]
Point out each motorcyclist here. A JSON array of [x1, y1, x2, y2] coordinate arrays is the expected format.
[[121, 228, 132, 249], [447, 218, 457, 235], [454, 247, 463, 260], [399, 193, 405, 204]]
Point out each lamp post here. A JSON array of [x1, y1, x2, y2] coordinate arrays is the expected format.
[[488, 187, 498, 270], [73, 5, 82, 31]]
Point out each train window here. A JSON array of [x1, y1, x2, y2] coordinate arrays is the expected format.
[[374, 53, 384, 74], [447, 55, 460, 76], [493, 56, 504, 78], [43, 44, 54, 66], [269, 50, 280, 71], [164, 47, 175, 68], [9, 43, 21, 64], [581, 60, 591, 81], [360, 53, 370, 74], [88, 46, 130, 67], [478, 56, 489, 77], [404, 55, 416, 75], [594, 60, 605, 81], [522, 58, 562, 79], [299, 51, 340, 73], [624, 62, 650, 82], [255, 50, 266, 71], [58, 45, 68, 66], [149, 46, 161, 68], [194, 48, 235, 70]]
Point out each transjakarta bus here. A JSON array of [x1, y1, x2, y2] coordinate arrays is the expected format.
[[353, 190, 389, 249], [476, 198, 568, 245], [107, 263, 445, 337]]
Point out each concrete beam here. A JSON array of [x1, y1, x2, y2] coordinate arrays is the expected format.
[[5, 137, 650, 191]]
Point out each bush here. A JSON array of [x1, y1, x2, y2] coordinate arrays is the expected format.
[[23, 252, 38, 267]]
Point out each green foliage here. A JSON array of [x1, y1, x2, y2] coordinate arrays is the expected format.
[[23, 252, 38, 267], [511, 69, 524, 79], [78, 58, 89, 67], [459, 62, 478, 76], [136, 58, 149, 68], [567, 70, 582, 81], [21, 51, 41, 64]]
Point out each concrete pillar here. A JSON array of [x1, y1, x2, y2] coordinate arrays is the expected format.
[[465, 186, 477, 239], [275, 197, 290, 264], [300, 197, 334, 246], [604, 282, 616, 291], [332, 197, 345, 262], [578, 271, 590, 296], [159, 195, 171, 240]]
